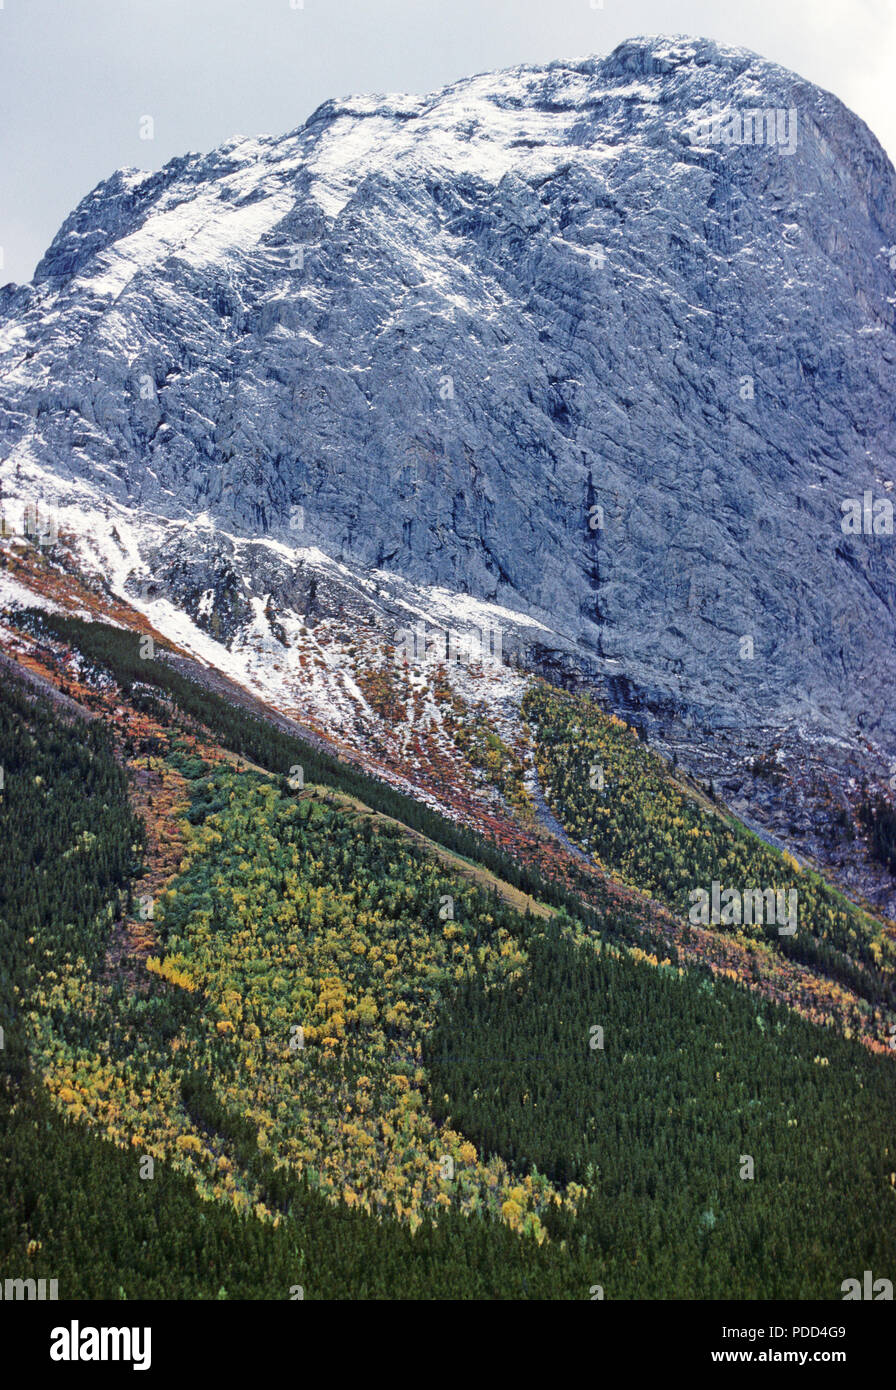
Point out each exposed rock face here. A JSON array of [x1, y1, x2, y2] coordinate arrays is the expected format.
[[1, 35, 895, 781]]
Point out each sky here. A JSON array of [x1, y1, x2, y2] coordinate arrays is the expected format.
[[1, 0, 894, 287]]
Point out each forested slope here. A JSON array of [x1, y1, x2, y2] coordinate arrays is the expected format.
[[2, 652, 894, 1298]]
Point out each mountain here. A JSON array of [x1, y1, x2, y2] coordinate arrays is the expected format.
[[1, 34, 895, 906], [3, 34, 896, 1312]]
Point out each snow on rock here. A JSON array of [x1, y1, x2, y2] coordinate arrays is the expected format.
[[0, 33, 894, 781]]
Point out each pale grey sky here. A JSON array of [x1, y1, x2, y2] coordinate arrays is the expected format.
[[1, 0, 894, 287]]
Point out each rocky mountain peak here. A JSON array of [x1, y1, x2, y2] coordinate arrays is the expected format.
[[1, 37, 894, 780]]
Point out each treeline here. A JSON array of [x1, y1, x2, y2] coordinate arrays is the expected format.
[[5, 669, 895, 1298], [523, 684, 896, 1010], [13, 608, 665, 958]]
